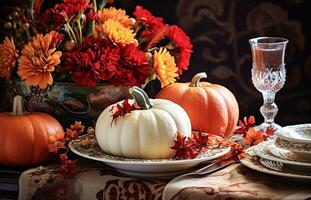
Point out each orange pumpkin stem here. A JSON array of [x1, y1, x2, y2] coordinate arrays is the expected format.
[[189, 72, 207, 87], [11, 95, 27, 116]]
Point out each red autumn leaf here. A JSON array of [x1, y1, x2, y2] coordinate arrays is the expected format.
[[59, 153, 77, 178], [265, 127, 275, 138], [248, 116, 255, 124], [171, 132, 199, 159], [111, 99, 138, 124], [190, 131, 210, 153]]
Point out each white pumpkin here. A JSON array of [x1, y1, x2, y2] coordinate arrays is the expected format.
[[95, 86, 192, 159]]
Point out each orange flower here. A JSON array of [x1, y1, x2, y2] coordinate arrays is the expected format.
[[97, 7, 133, 27], [244, 127, 264, 146], [69, 121, 85, 134], [18, 31, 62, 89], [66, 121, 85, 139], [0, 37, 19, 78], [48, 130, 65, 153], [153, 47, 178, 87], [97, 19, 135, 46]]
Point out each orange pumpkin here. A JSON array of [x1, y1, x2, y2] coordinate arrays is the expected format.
[[0, 95, 64, 166], [156, 72, 239, 137]]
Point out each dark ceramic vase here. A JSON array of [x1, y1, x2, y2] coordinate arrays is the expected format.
[[1, 79, 130, 128]]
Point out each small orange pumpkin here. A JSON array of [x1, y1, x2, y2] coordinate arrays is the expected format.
[[0, 95, 64, 166], [156, 72, 239, 137]]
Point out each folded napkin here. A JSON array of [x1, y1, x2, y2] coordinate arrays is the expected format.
[[162, 163, 311, 200]]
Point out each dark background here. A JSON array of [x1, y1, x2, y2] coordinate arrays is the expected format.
[[1, 0, 311, 125]]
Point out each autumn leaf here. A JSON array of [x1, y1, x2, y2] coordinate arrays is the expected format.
[[171, 132, 199, 159], [111, 99, 138, 124]]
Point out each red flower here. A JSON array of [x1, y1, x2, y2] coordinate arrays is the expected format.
[[133, 6, 164, 39], [41, 0, 91, 27], [166, 25, 193, 74], [63, 36, 120, 87], [110, 44, 152, 87]]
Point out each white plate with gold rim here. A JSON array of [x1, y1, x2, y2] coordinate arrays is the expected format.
[[274, 137, 311, 155], [240, 147, 311, 181], [253, 141, 311, 167], [275, 124, 311, 143], [69, 135, 231, 178], [270, 144, 311, 163]]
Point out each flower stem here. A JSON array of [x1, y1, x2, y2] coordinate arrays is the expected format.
[[77, 17, 83, 44], [90, 0, 97, 34], [66, 22, 78, 44]]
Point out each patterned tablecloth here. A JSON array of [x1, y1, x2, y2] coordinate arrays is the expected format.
[[19, 159, 311, 200]]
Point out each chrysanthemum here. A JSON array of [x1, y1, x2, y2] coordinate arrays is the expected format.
[[63, 36, 120, 87], [41, 0, 90, 27], [0, 37, 19, 78], [98, 19, 135, 46], [166, 25, 193, 74], [133, 6, 164, 39], [18, 31, 62, 89], [97, 7, 132, 27], [110, 44, 152, 87], [153, 47, 178, 87]]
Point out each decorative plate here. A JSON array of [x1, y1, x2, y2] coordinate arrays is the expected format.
[[270, 143, 311, 163], [240, 147, 311, 181], [69, 135, 231, 178], [275, 124, 311, 143], [253, 141, 311, 167], [274, 137, 311, 155]]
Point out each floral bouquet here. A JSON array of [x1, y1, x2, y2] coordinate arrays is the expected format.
[[0, 0, 193, 91]]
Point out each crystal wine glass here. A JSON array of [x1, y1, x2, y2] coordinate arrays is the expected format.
[[249, 37, 288, 131]]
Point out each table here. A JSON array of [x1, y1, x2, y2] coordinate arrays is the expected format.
[[18, 158, 311, 200]]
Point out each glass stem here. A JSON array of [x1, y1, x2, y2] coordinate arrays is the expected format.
[[260, 90, 278, 125]]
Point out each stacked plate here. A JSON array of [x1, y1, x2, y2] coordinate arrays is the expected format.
[[240, 124, 311, 181]]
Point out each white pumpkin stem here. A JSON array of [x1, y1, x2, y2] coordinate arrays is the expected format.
[[189, 72, 207, 87], [129, 86, 153, 110], [11, 95, 27, 116]]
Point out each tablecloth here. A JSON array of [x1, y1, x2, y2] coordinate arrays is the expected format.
[[19, 159, 311, 200]]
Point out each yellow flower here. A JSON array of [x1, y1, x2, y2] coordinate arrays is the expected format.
[[0, 37, 19, 78], [153, 47, 179, 87], [98, 19, 135, 46], [97, 7, 133, 28], [18, 31, 62, 89]]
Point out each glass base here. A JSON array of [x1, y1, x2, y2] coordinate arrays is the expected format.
[[255, 122, 282, 131], [255, 122, 281, 140]]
